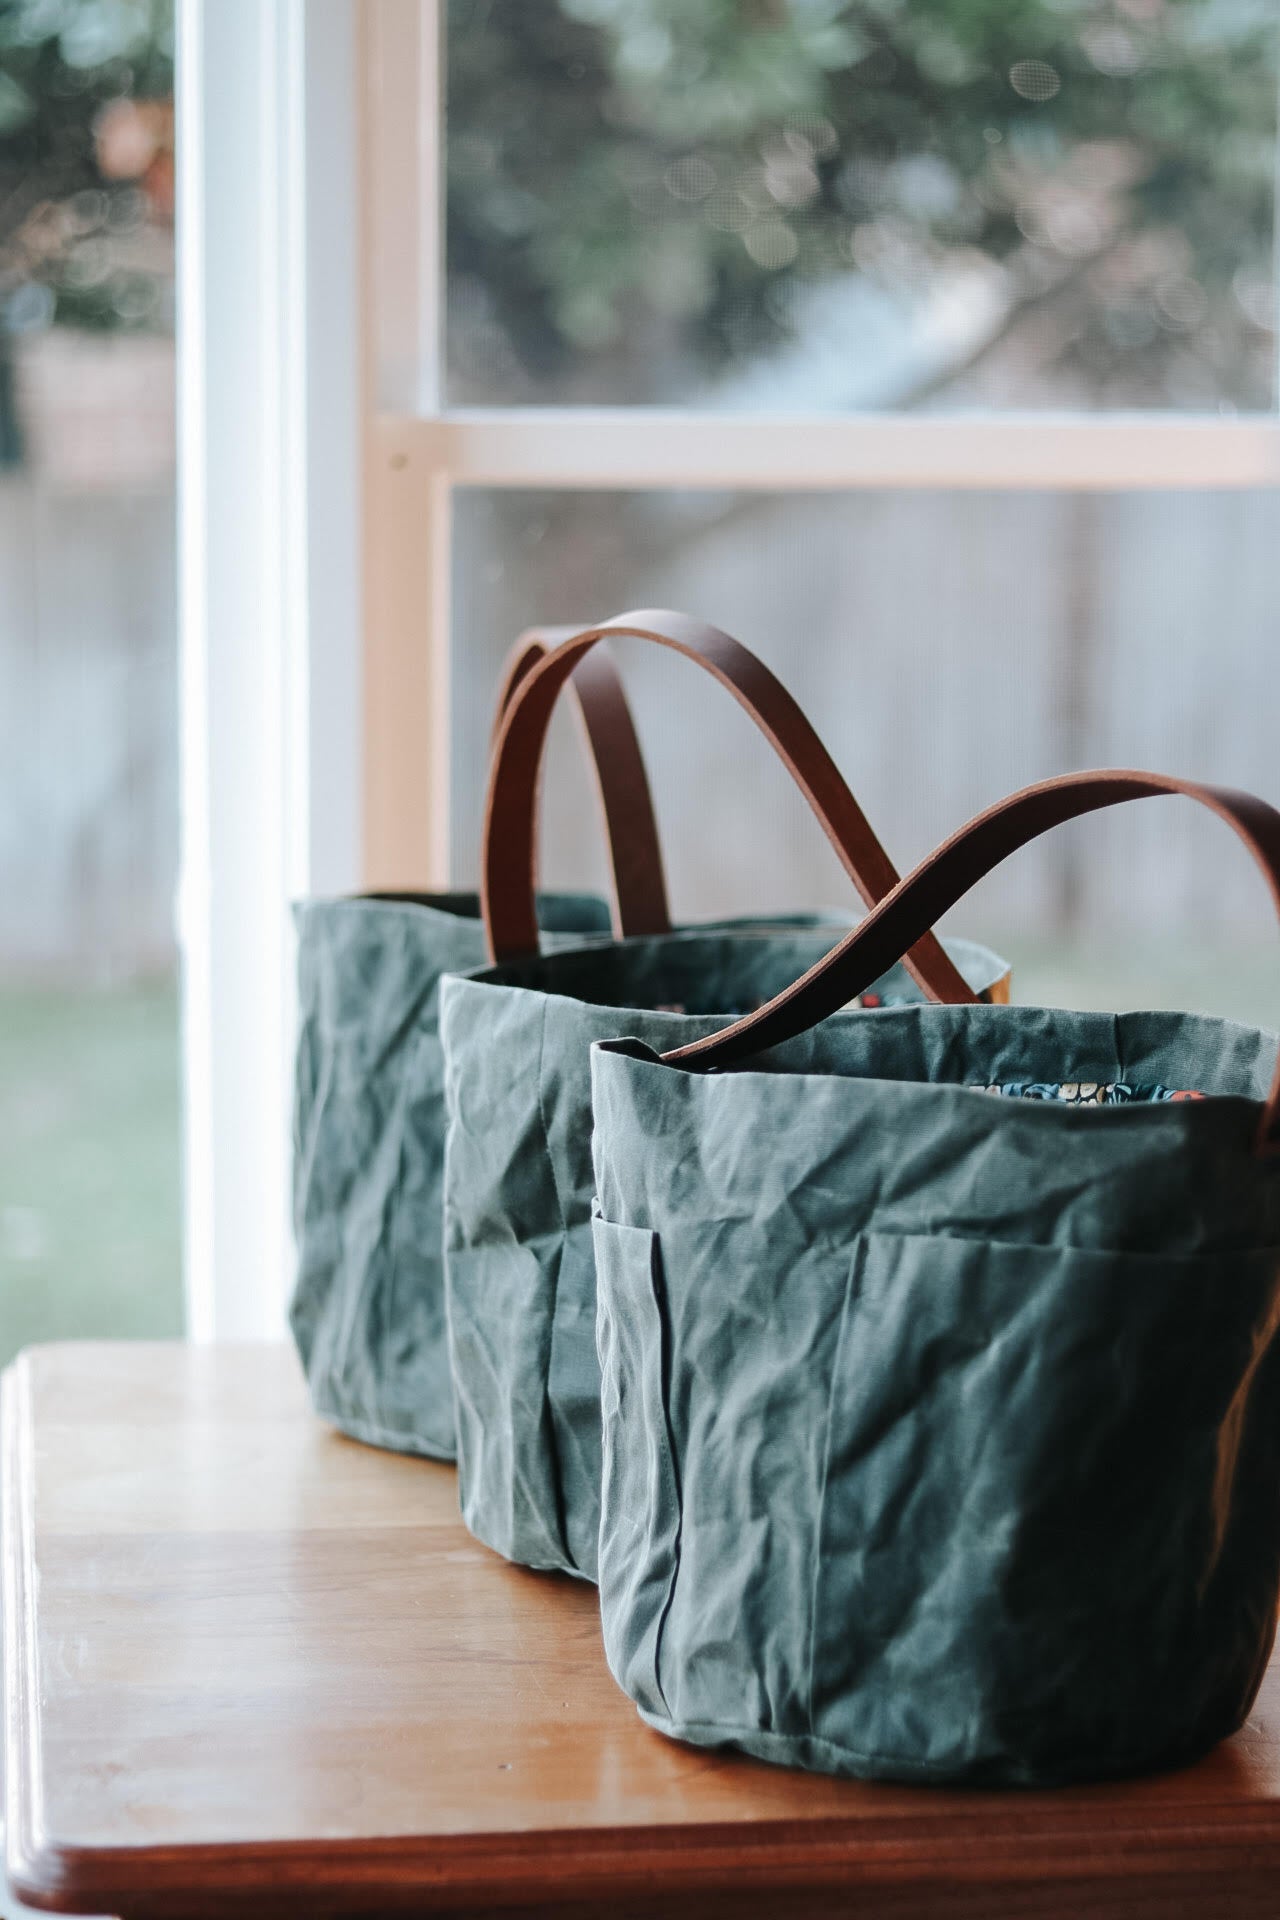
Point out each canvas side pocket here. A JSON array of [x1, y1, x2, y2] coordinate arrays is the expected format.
[[593, 1210, 682, 1720], [445, 1238, 572, 1573], [378, 1025, 457, 1458], [810, 1230, 1280, 1784], [547, 1225, 606, 1581], [291, 1032, 410, 1445]]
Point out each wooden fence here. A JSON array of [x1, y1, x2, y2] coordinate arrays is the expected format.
[[0, 476, 177, 978], [453, 485, 1280, 955], [2, 462, 1276, 982]]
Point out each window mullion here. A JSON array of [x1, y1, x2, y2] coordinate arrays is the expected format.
[[390, 410, 1280, 494]]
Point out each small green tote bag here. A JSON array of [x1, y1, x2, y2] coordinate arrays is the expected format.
[[590, 770, 1280, 1788], [440, 610, 1008, 1581], [290, 636, 674, 1458]]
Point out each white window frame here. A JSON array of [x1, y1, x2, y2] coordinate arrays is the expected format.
[[178, 0, 362, 1339], [180, 0, 1280, 1338]]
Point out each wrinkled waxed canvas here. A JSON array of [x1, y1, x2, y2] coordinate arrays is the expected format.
[[290, 890, 613, 1458], [589, 1003, 1280, 1786], [439, 932, 1007, 1580], [290, 897, 877, 1458]]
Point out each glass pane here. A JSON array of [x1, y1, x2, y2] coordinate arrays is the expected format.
[[447, 0, 1278, 411], [452, 487, 1280, 1030], [0, 1, 181, 1367]]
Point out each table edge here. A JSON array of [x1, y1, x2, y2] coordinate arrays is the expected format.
[[10, 1816, 1280, 1917]]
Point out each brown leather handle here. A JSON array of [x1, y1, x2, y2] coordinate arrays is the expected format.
[[483, 609, 978, 1007], [665, 768, 1280, 1156], [493, 633, 671, 941]]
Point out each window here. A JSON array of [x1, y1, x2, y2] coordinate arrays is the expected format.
[[185, 1, 1280, 1335], [367, 0, 1280, 1034]]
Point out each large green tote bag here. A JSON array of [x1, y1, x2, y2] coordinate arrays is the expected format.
[[590, 770, 1280, 1787], [290, 635, 675, 1458], [440, 610, 1008, 1582]]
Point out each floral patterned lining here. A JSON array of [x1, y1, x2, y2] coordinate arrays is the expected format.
[[972, 1081, 1205, 1105]]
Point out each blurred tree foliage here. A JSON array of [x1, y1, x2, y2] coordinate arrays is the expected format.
[[0, 0, 173, 460], [448, 0, 1278, 407]]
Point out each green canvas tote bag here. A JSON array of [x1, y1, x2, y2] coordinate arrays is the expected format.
[[290, 636, 674, 1458], [590, 769, 1280, 1787], [441, 610, 1009, 1582]]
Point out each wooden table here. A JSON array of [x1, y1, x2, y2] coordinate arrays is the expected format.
[[7, 1346, 1280, 1920]]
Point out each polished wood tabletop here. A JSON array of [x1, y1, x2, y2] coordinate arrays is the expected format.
[[6, 1342, 1280, 1919]]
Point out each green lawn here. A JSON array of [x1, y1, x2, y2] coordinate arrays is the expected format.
[[0, 980, 183, 1371], [995, 935, 1280, 1035]]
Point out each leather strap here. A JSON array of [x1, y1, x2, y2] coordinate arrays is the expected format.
[[484, 609, 978, 1007], [494, 632, 671, 941], [665, 769, 1280, 1156]]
